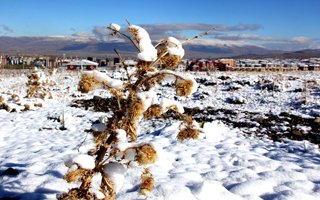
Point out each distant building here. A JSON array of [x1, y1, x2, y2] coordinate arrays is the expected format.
[[66, 59, 98, 70], [219, 59, 236, 68], [87, 57, 97, 62], [0, 54, 6, 67]]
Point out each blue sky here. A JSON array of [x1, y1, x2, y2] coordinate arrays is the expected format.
[[0, 0, 320, 50]]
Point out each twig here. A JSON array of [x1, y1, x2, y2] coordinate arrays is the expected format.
[[138, 71, 184, 89], [108, 26, 140, 51], [181, 28, 214, 44], [151, 28, 213, 68], [150, 51, 169, 68], [125, 19, 131, 26], [154, 39, 166, 48], [114, 49, 131, 82]]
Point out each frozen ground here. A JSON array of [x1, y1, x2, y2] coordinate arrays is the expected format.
[[0, 69, 320, 200]]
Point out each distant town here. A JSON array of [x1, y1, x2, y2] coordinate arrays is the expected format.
[[1, 53, 320, 72]]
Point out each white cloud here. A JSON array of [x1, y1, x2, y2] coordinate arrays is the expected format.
[[0, 24, 14, 35], [188, 38, 264, 48], [214, 34, 275, 41], [49, 23, 319, 51], [290, 36, 313, 44]]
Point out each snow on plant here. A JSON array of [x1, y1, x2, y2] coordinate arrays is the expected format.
[[58, 21, 211, 200], [0, 91, 43, 112], [26, 66, 56, 99], [1, 66, 57, 113]]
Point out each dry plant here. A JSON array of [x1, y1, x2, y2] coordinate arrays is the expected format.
[[58, 21, 211, 200], [26, 67, 56, 99]]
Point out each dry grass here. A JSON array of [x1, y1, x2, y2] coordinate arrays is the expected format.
[[26, 70, 53, 99], [78, 74, 101, 93], [139, 168, 154, 196], [143, 104, 163, 119], [65, 168, 86, 183], [177, 127, 200, 141], [57, 188, 96, 200]]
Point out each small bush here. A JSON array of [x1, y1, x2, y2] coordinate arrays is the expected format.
[[59, 21, 210, 200]]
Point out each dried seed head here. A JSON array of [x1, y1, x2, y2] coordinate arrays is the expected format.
[[139, 168, 154, 196], [175, 79, 194, 96], [137, 60, 150, 69], [0, 96, 5, 103], [92, 130, 109, 145], [177, 127, 200, 141], [65, 168, 86, 183], [135, 144, 157, 165], [159, 54, 182, 69], [183, 115, 193, 124], [108, 23, 121, 36], [78, 74, 100, 93], [57, 185, 96, 200], [143, 104, 163, 119], [166, 105, 180, 113], [144, 78, 158, 90], [130, 99, 144, 119], [128, 26, 140, 43]]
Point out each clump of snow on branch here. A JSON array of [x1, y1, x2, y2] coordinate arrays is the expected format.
[[136, 89, 158, 112], [78, 70, 123, 93], [66, 154, 95, 170], [102, 162, 127, 193], [166, 36, 185, 57], [89, 173, 105, 199], [128, 25, 157, 62], [109, 23, 121, 31], [86, 70, 123, 89], [160, 98, 184, 113]]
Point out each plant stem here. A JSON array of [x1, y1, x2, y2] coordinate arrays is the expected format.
[[114, 49, 131, 82], [108, 27, 140, 51], [181, 28, 214, 44]]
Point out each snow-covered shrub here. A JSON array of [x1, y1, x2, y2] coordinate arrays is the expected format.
[[59, 21, 210, 200], [0, 92, 43, 112], [26, 67, 55, 99]]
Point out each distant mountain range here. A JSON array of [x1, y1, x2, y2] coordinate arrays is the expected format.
[[1, 36, 320, 59]]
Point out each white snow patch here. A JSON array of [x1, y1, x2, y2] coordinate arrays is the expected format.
[[102, 162, 127, 193], [202, 121, 230, 142], [160, 98, 184, 113], [109, 23, 121, 31], [71, 154, 95, 170]]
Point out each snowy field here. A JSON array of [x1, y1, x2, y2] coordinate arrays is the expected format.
[[0, 69, 320, 200]]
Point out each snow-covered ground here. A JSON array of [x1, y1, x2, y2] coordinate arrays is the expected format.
[[1, 69, 320, 200]]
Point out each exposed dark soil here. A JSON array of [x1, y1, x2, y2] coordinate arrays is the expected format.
[[72, 97, 320, 146], [184, 107, 320, 146], [71, 96, 121, 112]]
